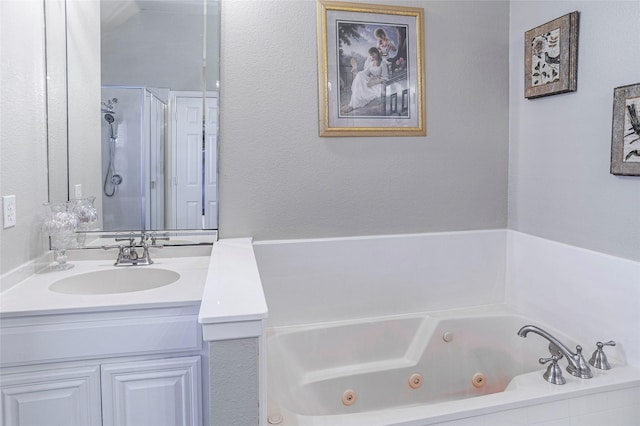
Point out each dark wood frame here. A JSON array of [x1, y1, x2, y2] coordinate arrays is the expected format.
[[611, 83, 640, 176], [524, 11, 579, 99]]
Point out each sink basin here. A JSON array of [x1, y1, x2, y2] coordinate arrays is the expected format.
[[49, 268, 180, 295]]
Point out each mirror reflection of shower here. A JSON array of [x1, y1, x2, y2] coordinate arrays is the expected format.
[[102, 97, 122, 197], [100, 87, 168, 231]]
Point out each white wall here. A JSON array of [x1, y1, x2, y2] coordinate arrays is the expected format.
[[66, 0, 102, 216], [0, 0, 50, 276], [219, 0, 510, 240], [509, 1, 640, 261]]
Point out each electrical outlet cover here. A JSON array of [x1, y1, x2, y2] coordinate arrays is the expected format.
[[3, 195, 17, 228]]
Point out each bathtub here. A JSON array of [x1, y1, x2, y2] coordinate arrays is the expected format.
[[266, 306, 640, 426], [253, 231, 640, 426]]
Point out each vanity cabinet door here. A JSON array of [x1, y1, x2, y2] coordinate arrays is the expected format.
[[101, 356, 202, 426], [0, 366, 102, 426]]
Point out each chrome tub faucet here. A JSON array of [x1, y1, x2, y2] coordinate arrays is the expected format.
[[518, 324, 593, 379]]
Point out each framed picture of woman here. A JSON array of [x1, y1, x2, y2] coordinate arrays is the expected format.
[[317, 1, 426, 137]]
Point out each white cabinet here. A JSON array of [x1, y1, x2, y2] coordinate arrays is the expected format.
[[1, 306, 207, 426], [101, 357, 201, 426], [0, 366, 102, 426]]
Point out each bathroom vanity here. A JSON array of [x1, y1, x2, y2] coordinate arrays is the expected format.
[[0, 248, 211, 426]]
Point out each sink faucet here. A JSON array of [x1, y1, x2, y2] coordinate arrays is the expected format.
[[103, 232, 162, 266], [518, 325, 593, 379]]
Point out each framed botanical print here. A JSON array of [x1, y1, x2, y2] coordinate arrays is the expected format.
[[524, 11, 579, 99], [317, 0, 426, 137], [611, 83, 640, 176]]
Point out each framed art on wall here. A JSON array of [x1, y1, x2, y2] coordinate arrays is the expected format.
[[317, 0, 426, 137], [524, 11, 579, 99], [611, 83, 640, 176]]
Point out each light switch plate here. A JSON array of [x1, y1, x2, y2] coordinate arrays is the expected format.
[[3, 195, 17, 228]]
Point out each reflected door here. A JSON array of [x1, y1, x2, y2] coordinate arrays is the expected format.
[[204, 97, 218, 229], [172, 93, 218, 229], [148, 92, 167, 230]]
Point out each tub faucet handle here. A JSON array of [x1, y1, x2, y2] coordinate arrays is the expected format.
[[589, 340, 616, 370], [548, 342, 564, 359], [539, 355, 566, 385]]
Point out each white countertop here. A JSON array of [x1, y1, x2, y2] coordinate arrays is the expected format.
[[0, 254, 210, 317], [198, 238, 268, 325], [1, 239, 269, 333]]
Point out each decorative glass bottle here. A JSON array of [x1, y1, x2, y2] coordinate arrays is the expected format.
[[42, 202, 79, 270], [70, 196, 98, 247]]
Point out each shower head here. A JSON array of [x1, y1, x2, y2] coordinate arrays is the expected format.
[[104, 113, 115, 123], [101, 98, 118, 114]]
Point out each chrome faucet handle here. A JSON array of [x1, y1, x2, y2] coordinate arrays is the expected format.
[[115, 233, 137, 246], [124, 245, 139, 259], [539, 355, 566, 385], [139, 232, 148, 245], [103, 243, 136, 266], [565, 345, 592, 379], [136, 238, 163, 266], [548, 342, 564, 359], [102, 243, 128, 256], [589, 341, 616, 370], [138, 232, 169, 246]]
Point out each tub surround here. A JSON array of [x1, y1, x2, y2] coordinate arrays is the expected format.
[[506, 231, 640, 368], [253, 229, 640, 426], [256, 230, 640, 367], [254, 230, 507, 327]]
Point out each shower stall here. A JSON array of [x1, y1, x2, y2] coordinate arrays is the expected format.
[[100, 86, 167, 231]]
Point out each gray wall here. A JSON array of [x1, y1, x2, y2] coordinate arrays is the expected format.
[[208, 338, 259, 426], [218, 0, 510, 240], [509, 1, 640, 261], [3, 0, 639, 274], [101, 2, 220, 91], [0, 0, 49, 276]]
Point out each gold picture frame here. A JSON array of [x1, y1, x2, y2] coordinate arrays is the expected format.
[[317, 0, 426, 137], [610, 83, 640, 176], [524, 11, 579, 99]]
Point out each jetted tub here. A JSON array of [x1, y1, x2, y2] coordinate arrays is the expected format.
[[265, 307, 640, 426], [254, 232, 640, 425]]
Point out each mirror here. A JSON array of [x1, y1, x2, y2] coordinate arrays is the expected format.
[[46, 0, 220, 244]]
